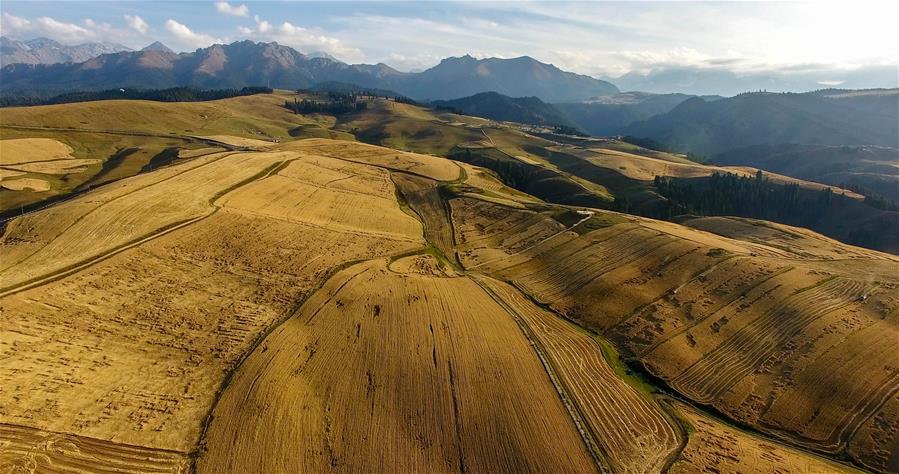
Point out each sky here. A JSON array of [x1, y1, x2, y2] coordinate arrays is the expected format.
[[1, 0, 897, 81]]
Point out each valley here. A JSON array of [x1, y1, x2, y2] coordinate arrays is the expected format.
[[1, 91, 897, 473]]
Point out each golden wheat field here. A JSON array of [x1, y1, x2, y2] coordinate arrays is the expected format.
[[1, 95, 897, 474], [449, 195, 899, 472], [197, 257, 596, 473]]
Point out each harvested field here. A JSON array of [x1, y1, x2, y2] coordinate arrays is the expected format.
[[669, 402, 858, 473], [564, 146, 861, 197], [0, 169, 25, 179], [5, 158, 100, 174], [474, 275, 681, 473], [0, 140, 428, 467], [197, 259, 596, 473], [177, 147, 226, 158], [281, 138, 462, 181], [0, 138, 74, 164], [0, 209, 414, 451], [198, 135, 274, 149], [1, 177, 51, 191], [219, 159, 421, 240], [0, 423, 189, 473], [458, 162, 541, 203], [450, 197, 567, 268], [0, 150, 294, 290], [453, 196, 899, 470], [682, 216, 890, 260]]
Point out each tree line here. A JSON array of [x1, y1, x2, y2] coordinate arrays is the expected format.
[[652, 171, 848, 225], [284, 94, 368, 115]]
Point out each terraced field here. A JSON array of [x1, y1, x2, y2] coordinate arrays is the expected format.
[[668, 402, 860, 473], [3, 95, 898, 474], [474, 275, 681, 473], [450, 196, 899, 471]]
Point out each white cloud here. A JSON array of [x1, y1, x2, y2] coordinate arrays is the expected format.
[[236, 16, 361, 61], [1, 12, 31, 32], [1, 13, 108, 44], [165, 19, 222, 48], [215, 1, 249, 17], [124, 14, 148, 34], [253, 15, 271, 33]]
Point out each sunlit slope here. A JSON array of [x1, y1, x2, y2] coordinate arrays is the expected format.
[[451, 195, 899, 472], [0, 139, 426, 469], [197, 258, 596, 473], [1, 93, 894, 474], [0, 91, 348, 212]]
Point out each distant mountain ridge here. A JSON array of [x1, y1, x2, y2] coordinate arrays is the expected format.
[[0, 40, 618, 102], [431, 92, 579, 128], [0, 36, 131, 66], [400, 54, 618, 101], [624, 89, 899, 156]]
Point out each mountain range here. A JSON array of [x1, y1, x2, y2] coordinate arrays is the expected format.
[[0, 40, 618, 102], [624, 88, 899, 156], [0, 36, 131, 67], [607, 64, 899, 96]]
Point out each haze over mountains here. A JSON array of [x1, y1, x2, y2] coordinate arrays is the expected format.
[[608, 65, 899, 97], [0, 36, 131, 67]]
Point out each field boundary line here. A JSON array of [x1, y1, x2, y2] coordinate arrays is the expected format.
[[470, 273, 609, 474], [0, 421, 190, 456], [0, 213, 209, 297]]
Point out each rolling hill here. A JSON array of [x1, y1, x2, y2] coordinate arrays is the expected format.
[[555, 92, 706, 136], [2, 94, 896, 473], [431, 91, 578, 128], [714, 143, 899, 202]]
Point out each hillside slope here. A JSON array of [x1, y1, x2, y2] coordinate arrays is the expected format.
[[431, 91, 578, 128], [2, 124, 885, 473], [625, 90, 899, 156]]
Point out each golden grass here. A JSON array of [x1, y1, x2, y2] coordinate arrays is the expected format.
[[196, 134, 274, 149], [197, 259, 596, 473], [0, 423, 190, 473], [0, 138, 74, 165], [682, 216, 894, 260], [669, 402, 858, 473], [564, 146, 863, 198], [0, 141, 425, 463], [6, 158, 100, 174], [1, 177, 50, 191], [280, 138, 462, 181], [0, 92, 311, 141], [475, 275, 681, 473], [451, 197, 567, 268], [453, 196, 899, 470], [0, 169, 25, 179], [219, 159, 422, 241], [0, 150, 296, 290]]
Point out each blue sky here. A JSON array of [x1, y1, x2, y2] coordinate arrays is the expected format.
[[1, 1, 897, 79]]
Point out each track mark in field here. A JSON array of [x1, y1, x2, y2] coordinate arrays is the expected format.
[[475, 275, 681, 474], [0, 422, 190, 473]]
